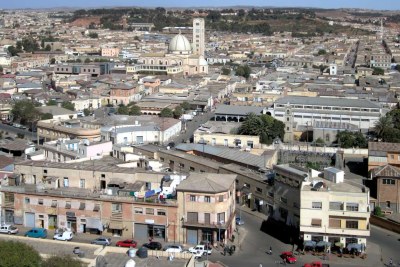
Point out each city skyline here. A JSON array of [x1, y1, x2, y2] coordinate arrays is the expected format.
[[1, 0, 400, 10]]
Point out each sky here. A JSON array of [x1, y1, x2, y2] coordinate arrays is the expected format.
[[1, 0, 400, 10]]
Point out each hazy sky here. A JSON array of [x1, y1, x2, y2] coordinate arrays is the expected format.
[[1, 0, 400, 10]]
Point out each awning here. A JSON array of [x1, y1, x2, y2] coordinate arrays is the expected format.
[[109, 221, 124, 230], [86, 217, 103, 231]]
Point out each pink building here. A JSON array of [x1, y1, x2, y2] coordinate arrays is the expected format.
[[101, 48, 120, 57]]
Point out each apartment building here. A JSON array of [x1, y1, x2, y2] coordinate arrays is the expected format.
[[176, 173, 236, 245], [300, 168, 370, 248]]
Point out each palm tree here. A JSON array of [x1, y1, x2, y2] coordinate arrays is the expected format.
[[374, 115, 393, 141]]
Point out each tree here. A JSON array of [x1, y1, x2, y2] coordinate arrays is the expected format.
[[180, 101, 191, 111], [117, 105, 129, 115], [50, 58, 56, 64], [44, 44, 52, 51], [159, 108, 173, 118], [235, 65, 251, 79], [84, 58, 91, 63], [42, 254, 85, 267], [47, 99, 57, 106], [129, 105, 141, 115], [238, 113, 284, 145], [0, 240, 41, 267], [7, 45, 20, 56], [222, 68, 231, 75], [372, 67, 384, 75], [336, 131, 367, 148], [173, 106, 183, 119], [0, 66, 3, 73], [317, 49, 327, 55], [61, 101, 75, 111], [374, 115, 393, 141], [11, 100, 40, 124], [83, 108, 90, 116], [374, 206, 383, 217], [315, 137, 325, 146], [88, 32, 98, 39], [40, 113, 53, 120]]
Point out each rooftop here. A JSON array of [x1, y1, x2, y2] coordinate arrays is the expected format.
[[215, 105, 266, 116], [275, 96, 380, 109], [176, 172, 236, 193]]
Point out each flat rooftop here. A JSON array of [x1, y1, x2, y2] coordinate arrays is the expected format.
[[302, 177, 366, 194]]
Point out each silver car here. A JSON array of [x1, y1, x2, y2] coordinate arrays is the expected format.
[[91, 237, 111, 246]]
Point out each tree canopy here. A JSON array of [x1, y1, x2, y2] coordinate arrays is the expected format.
[[0, 240, 41, 267], [235, 65, 251, 79], [11, 100, 40, 124], [373, 110, 400, 142], [61, 101, 75, 111], [180, 101, 191, 111], [238, 113, 285, 144], [42, 254, 85, 267], [173, 106, 183, 119], [159, 108, 174, 118], [372, 67, 384, 75], [40, 113, 53, 120], [336, 131, 367, 148]]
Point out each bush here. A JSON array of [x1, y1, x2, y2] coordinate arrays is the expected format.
[[0, 240, 41, 267], [42, 254, 85, 267], [374, 206, 383, 217]]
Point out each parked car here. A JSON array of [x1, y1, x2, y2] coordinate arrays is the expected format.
[[24, 228, 47, 238], [91, 237, 111, 246], [163, 245, 183, 253], [235, 216, 244, 225], [143, 241, 162, 250], [188, 244, 212, 255], [116, 239, 137, 248], [53, 230, 73, 241], [0, 224, 18, 234], [303, 262, 330, 267], [281, 251, 297, 264]]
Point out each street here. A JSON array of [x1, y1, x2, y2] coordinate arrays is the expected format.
[[0, 123, 36, 140]]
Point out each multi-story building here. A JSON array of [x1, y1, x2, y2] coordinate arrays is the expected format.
[[300, 167, 370, 248], [176, 173, 236, 245], [269, 96, 384, 132], [368, 142, 400, 171], [101, 47, 120, 58], [109, 83, 141, 106], [192, 18, 205, 57]]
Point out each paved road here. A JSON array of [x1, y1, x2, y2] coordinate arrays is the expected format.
[[0, 123, 36, 140], [171, 111, 214, 145], [369, 226, 400, 266]]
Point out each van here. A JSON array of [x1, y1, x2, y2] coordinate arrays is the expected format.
[[0, 224, 18, 234], [24, 228, 47, 238]]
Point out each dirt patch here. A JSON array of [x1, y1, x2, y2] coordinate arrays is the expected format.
[[70, 17, 101, 27]]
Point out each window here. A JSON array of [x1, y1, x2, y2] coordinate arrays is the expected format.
[[187, 212, 198, 223], [190, 195, 196, 202], [217, 212, 225, 224], [190, 167, 195, 171], [80, 179, 85, 188], [179, 163, 185, 168], [243, 183, 250, 188], [329, 202, 343, 210], [218, 195, 224, 202], [93, 204, 100, 212], [280, 197, 287, 204], [65, 201, 71, 209], [157, 209, 166, 216], [25, 197, 30, 204], [329, 217, 341, 228], [204, 213, 210, 224], [212, 138, 216, 145], [101, 174, 105, 178], [386, 201, 391, 208], [160, 157, 164, 162], [268, 192, 274, 197], [346, 203, 359, 211], [146, 208, 154, 215], [382, 179, 395, 185], [79, 202, 85, 210], [134, 207, 143, 214], [63, 177, 69, 187], [293, 202, 300, 208], [346, 220, 358, 229], [204, 196, 211, 203], [51, 200, 57, 208], [44, 169, 47, 174], [311, 218, 322, 227], [312, 202, 322, 209], [256, 187, 262, 193], [38, 199, 43, 205], [112, 203, 122, 212]]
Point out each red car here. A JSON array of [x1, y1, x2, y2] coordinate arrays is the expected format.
[[281, 251, 297, 264], [115, 239, 138, 248]]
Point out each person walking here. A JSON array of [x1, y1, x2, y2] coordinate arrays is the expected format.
[[269, 246, 272, 255]]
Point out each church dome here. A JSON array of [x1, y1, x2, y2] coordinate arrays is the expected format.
[[168, 33, 192, 54]]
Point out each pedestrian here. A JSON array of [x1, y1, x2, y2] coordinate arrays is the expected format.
[[390, 258, 393, 266], [269, 246, 272, 255]]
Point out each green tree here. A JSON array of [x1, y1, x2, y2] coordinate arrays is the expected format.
[[336, 131, 367, 148], [83, 108, 90, 116], [7, 45, 20, 56], [374, 115, 393, 141], [47, 99, 57, 106], [372, 67, 384, 75], [88, 32, 98, 38], [222, 68, 231, 75], [173, 106, 183, 119], [50, 58, 56, 64], [42, 254, 85, 267], [238, 113, 284, 145], [235, 65, 251, 79], [180, 101, 191, 111], [129, 105, 141, 115], [117, 105, 129, 115], [159, 108, 173, 118], [317, 49, 327, 55], [11, 100, 40, 124], [84, 58, 91, 63], [61, 101, 75, 111], [44, 44, 52, 51], [315, 137, 325, 146], [0, 240, 41, 267], [40, 113, 53, 120], [374, 206, 383, 217]]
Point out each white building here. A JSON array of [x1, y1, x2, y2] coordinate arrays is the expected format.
[[300, 167, 370, 249], [269, 96, 385, 131]]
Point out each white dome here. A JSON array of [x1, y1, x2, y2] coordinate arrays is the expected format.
[[168, 33, 192, 54]]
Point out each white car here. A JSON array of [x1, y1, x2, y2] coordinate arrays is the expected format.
[[188, 244, 212, 255], [53, 231, 73, 241], [163, 245, 183, 253], [0, 224, 18, 234]]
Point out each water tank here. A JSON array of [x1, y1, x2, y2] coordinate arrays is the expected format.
[[137, 247, 148, 258]]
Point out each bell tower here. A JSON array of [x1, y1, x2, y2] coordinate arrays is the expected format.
[[283, 103, 294, 143], [192, 18, 205, 57]]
